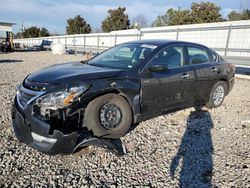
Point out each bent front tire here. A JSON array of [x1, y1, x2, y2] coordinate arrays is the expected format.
[[206, 81, 227, 108], [84, 93, 132, 139]]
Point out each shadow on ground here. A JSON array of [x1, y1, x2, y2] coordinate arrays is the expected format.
[[170, 107, 214, 187], [0, 59, 23, 63]]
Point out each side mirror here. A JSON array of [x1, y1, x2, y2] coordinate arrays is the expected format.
[[148, 65, 167, 73]]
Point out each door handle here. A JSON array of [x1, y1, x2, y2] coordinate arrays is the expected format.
[[211, 67, 218, 72], [181, 73, 190, 79]]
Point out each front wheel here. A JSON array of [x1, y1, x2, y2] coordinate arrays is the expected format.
[[84, 94, 132, 138], [206, 81, 227, 108]]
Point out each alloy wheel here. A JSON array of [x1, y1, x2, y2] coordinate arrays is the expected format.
[[213, 85, 225, 106]]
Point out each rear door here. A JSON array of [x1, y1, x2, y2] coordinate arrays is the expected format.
[[186, 45, 219, 104]]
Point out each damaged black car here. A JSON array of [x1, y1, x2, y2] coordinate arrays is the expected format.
[[12, 40, 235, 154]]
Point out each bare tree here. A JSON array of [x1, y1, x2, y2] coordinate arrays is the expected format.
[[131, 15, 148, 28]]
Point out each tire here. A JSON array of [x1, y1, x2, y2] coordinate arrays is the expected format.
[[84, 93, 132, 138], [206, 81, 227, 108]]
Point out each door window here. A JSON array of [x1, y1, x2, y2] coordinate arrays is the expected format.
[[187, 47, 209, 65], [150, 46, 184, 68]]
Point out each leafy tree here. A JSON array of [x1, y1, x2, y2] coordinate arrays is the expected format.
[[168, 9, 193, 26], [190, 2, 223, 23], [131, 15, 148, 28], [101, 7, 130, 32], [228, 9, 250, 21], [151, 10, 171, 27], [228, 11, 242, 21], [152, 8, 192, 26], [241, 9, 250, 19], [39, 28, 50, 37], [152, 2, 223, 27], [20, 26, 50, 38], [66, 15, 91, 34]]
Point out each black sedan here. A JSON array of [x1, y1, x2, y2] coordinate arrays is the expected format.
[[12, 40, 235, 154]]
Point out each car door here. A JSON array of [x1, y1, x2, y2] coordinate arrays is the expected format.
[[140, 45, 195, 117], [186, 45, 220, 104]]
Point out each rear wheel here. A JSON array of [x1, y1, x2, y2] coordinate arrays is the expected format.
[[84, 94, 132, 138], [206, 81, 227, 108]]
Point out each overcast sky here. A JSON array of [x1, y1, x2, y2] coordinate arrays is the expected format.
[[0, 0, 249, 34]]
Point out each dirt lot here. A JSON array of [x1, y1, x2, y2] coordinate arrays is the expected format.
[[0, 51, 249, 187]]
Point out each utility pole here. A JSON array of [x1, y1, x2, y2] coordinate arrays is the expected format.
[[21, 21, 24, 38]]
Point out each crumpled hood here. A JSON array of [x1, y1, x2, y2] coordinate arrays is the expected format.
[[26, 61, 122, 83]]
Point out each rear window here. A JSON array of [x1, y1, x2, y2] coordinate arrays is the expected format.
[[187, 47, 209, 65], [209, 51, 222, 62]]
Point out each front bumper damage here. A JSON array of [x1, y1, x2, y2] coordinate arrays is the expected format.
[[12, 98, 126, 155]]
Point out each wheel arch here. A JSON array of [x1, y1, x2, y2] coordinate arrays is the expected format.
[[218, 78, 229, 95]]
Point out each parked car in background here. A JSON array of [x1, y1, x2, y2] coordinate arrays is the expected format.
[[32, 40, 52, 51], [12, 40, 235, 154]]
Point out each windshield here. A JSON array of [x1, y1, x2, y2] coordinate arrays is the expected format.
[[88, 43, 158, 69]]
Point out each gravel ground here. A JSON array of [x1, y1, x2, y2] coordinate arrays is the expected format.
[[0, 51, 249, 187]]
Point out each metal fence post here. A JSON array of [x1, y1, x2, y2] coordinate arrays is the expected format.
[[65, 37, 67, 49], [73, 37, 75, 50], [84, 35, 86, 50], [97, 35, 100, 50], [114, 34, 117, 45], [176, 28, 180, 40], [225, 24, 232, 56], [138, 29, 142, 40]]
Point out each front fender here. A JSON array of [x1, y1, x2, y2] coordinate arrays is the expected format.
[[81, 78, 141, 123]]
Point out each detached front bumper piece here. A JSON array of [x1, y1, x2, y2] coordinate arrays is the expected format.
[[12, 103, 79, 154], [12, 99, 126, 155]]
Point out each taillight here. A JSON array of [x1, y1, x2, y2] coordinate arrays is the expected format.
[[228, 63, 235, 72]]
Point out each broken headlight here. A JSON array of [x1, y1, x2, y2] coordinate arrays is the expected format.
[[34, 85, 88, 118]]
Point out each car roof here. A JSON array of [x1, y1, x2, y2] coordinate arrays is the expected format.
[[125, 39, 209, 49]]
